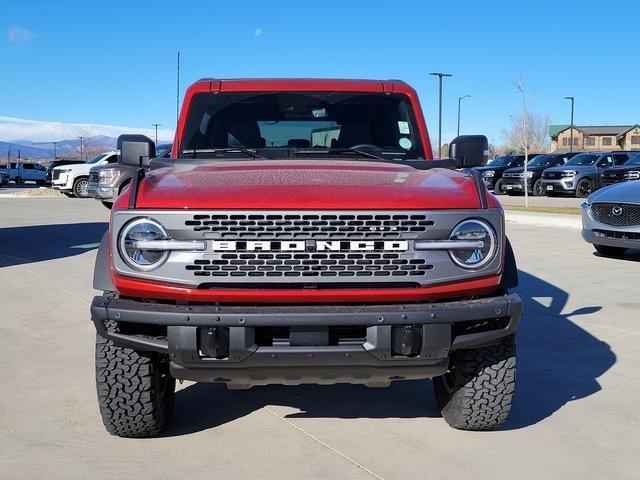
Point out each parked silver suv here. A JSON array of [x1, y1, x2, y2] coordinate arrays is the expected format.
[[581, 180, 640, 256]]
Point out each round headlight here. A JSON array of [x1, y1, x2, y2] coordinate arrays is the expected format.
[[448, 219, 496, 269], [118, 218, 169, 270]]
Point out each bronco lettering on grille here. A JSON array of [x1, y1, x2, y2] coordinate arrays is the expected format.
[[210, 240, 409, 252]]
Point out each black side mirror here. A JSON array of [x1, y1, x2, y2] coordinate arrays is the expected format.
[[449, 135, 489, 168], [117, 134, 155, 167]]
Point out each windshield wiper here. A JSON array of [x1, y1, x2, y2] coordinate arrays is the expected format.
[[182, 148, 268, 159], [291, 147, 387, 161]]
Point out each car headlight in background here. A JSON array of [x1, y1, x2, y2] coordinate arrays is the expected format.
[[623, 170, 640, 180], [118, 218, 170, 271], [524, 171, 534, 178], [482, 171, 495, 177], [447, 219, 497, 269], [99, 168, 121, 185], [561, 170, 577, 178]]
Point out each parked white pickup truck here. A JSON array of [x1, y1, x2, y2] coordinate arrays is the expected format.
[[0, 162, 48, 185], [51, 151, 117, 197]]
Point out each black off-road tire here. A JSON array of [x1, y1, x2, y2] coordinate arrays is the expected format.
[[95, 325, 175, 438], [594, 244, 627, 257], [493, 179, 505, 195], [433, 334, 516, 430]]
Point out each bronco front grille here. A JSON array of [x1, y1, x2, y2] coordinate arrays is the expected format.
[[186, 252, 432, 278], [111, 208, 506, 288], [184, 213, 434, 239], [591, 203, 640, 227]]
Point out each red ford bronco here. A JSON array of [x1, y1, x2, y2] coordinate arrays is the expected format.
[[91, 78, 521, 437]]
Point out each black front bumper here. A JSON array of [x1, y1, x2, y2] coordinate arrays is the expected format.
[[91, 294, 522, 387]]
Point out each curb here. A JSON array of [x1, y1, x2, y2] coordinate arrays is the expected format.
[[504, 210, 582, 230]]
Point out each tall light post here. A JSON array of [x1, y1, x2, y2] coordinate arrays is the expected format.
[[430, 72, 453, 158], [457, 95, 471, 137], [52, 141, 58, 160], [564, 96, 575, 153], [152, 123, 161, 145]]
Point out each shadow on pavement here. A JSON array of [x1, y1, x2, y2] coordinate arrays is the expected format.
[[504, 270, 615, 429], [164, 269, 615, 436], [0, 222, 107, 267]]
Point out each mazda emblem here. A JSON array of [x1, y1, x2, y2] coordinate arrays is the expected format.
[[611, 206, 623, 216]]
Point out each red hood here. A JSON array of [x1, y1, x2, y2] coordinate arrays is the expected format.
[[129, 160, 483, 210]]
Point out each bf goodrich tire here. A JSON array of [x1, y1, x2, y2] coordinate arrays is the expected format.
[[594, 244, 627, 256], [95, 325, 175, 438], [433, 334, 516, 431]]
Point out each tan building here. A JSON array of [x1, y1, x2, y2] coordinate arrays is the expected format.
[[550, 125, 640, 152]]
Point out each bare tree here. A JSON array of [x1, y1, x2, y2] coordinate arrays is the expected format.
[[500, 78, 550, 206], [502, 111, 550, 154], [69, 127, 102, 160]]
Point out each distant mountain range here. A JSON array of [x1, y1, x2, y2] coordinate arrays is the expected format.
[[0, 115, 174, 160], [0, 136, 118, 160]]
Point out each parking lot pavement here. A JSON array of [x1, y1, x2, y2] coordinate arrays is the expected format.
[[497, 193, 584, 208], [1, 197, 639, 480]]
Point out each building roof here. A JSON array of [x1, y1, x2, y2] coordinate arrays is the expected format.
[[550, 124, 635, 138], [548, 125, 569, 137]]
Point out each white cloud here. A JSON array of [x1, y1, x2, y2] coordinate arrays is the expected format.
[[254, 28, 263, 37], [7, 26, 36, 43], [0, 115, 175, 143]]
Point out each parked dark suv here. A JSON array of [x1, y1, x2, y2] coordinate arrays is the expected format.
[[502, 153, 577, 196], [473, 154, 540, 195], [541, 152, 631, 197], [600, 152, 640, 187]]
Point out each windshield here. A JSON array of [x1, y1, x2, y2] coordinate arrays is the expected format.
[[86, 153, 107, 164], [181, 91, 424, 159], [527, 155, 556, 167], [565, 154, 599, 166], [624, 153, 640, 165], [156, 144, 172, 158], [487, 156, 514, 167]]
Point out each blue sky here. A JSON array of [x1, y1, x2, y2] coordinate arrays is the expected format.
[[2, 0, 639, 144]]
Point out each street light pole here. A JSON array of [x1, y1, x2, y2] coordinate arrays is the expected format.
[[152, 123, 161, 145], [52, 141, 58, 160], [564, 96, 575, 153], [457, 95, 471, 137], [430, 72, 453, 158]]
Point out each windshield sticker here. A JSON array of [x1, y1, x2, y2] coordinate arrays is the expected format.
[[399, 137, 412, 150], [398, 121, 410, 134]]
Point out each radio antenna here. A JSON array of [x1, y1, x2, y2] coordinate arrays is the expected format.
[[176, 51, 180, 127]]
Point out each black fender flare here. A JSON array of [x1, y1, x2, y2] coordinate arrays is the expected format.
[[499, 237, 518, 290], [93, 231, 115, 292]]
